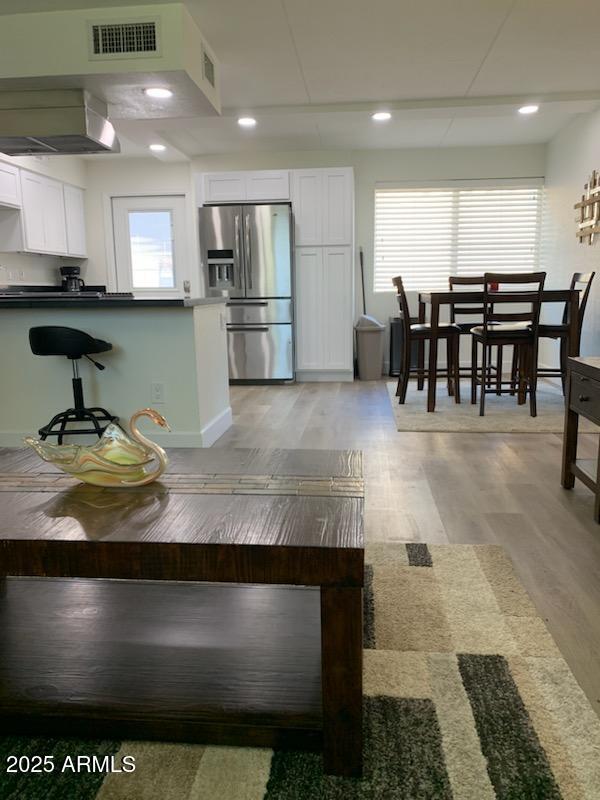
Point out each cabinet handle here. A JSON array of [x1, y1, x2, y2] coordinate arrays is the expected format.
[[578, 395, 590, 402]]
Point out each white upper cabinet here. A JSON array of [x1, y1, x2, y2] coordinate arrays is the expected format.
[[245, 171, 289, 201], [202, 172, 247, 203], [322, 169, 353, 246], [200, 170, 290, 204], [291, 167, 353, 246], [63, 184, 87, 257], [42, 177, 68, 254], [13, 169, 84, 256], [0, 162, 21, 208], [291, 170, 322, 246], [20, 171, 47, 252]]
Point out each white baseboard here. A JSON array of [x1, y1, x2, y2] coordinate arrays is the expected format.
[[201, 405, 233, 446], [296, 370, 354, 383]]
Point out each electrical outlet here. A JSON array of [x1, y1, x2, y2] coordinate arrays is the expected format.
[[151, 382, 166, 404], [18, 270, 25, 281]]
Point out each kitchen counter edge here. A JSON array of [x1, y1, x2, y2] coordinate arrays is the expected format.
[[0, 297, 227, 310]]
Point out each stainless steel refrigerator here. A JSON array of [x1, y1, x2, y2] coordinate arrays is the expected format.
[[198, 204, 294, 382]]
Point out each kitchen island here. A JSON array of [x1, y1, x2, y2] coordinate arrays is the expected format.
[[0, 298, 231, 447]]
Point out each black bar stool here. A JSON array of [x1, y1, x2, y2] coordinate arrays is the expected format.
[[29, 326, 118, 443]]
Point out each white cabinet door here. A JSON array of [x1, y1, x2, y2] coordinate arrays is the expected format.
[[20, 171, 46, 252], [322, 246, 353, 370], [291, 170, 322, 245], [0, 162, 21, 207], [63, 184, 87, 257], [42, 177, 67, 254], [202, 172, 247, 203], [294, 247, 323, 370], [246, 170, 289, 201], [322, 168, 353, 245]]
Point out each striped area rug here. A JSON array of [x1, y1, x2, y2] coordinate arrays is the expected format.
[[2, 544, 600, 799]]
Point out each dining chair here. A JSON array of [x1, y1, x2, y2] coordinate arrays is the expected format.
[[449, 275, 502, 393], [470, 272, 546, 417], [392, 276, 462, 405], [525, 271, 595, 394]]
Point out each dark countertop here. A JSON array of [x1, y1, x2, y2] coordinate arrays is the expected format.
[[0, 297, 226, 310]]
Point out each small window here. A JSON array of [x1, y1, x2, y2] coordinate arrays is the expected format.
[[111, 195, 188, 296], [128, 210, 175, 289]]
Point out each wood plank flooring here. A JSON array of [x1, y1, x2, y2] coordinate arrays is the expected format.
[[216, 380, 600, 717]]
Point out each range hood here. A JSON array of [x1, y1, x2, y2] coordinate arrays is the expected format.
[[0, 90, 119, 155]]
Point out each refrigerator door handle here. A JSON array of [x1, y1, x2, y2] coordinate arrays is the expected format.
[[227, 326, 269, 332], [245, 212, 252, 289], [234, 213, 243, 291], [226, 301, 268, 307]]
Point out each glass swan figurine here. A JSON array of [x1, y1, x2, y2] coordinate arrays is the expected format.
[[24, 408, 170, 487]]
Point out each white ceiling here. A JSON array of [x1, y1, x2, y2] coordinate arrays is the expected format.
[[2, 0, 600, 155]]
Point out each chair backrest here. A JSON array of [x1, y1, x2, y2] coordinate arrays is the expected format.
[[392, 276, 412, 341], [448, 275, 486, 323], [561, 271, 596, 331], [482, 272, 546, 336]]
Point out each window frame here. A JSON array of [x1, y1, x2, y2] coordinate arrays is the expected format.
[[373, 178, 544, 293]]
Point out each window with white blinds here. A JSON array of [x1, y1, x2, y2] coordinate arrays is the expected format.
[[373, 182, 543, 292]]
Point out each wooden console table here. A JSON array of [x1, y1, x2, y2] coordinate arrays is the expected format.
[[0, 447, 364, 777], [561, 357, 600, 522]]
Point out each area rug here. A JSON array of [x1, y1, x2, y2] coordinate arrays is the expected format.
[[386, 380, 597, 433], [2, 544, 599, 800]]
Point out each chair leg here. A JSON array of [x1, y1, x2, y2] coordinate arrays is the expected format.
[[559, 336, 568, 395], [453, 335, 461, 404], [417, 340, 425, 391], [496, 345, 503, 396], [446, 338, 454, 396], [517, 344, 527, 405], [479, 341, 487, 416], [471, 337, 478, 405], [397, 334, 411, 404], [530, 341, 539, 418], [510, 346, 518, 395]]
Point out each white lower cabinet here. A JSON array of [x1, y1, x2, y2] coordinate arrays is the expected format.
[[322, 246, 353, 370], [295, 245, 353, 374]]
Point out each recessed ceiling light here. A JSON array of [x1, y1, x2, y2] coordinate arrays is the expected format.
[[145, 87, 173, 99], [149, 143, 166, 152], [518, 104, 539, 115], [372, 111, 392, 121], [238, 117, 257, 128]]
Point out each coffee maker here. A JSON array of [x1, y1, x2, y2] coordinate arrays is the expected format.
[[60, 265, 85, 292]]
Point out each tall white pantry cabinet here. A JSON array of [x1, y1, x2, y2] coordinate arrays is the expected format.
[[291, 167, 354, 381]]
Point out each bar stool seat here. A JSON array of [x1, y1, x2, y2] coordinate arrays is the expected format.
[[29, 326, 118, 443]]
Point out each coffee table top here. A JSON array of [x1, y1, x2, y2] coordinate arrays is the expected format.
[[0, 447, 363, 551]]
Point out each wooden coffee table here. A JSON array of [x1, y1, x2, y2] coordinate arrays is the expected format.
[[0, 447, 363, 777]]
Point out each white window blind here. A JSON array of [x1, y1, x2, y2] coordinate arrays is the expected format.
[[374, 182, 542, 292]]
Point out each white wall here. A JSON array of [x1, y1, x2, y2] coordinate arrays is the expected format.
[[82, 158, 198, 292], [540, 110, 600, 366], [0, 152, 86, 286]]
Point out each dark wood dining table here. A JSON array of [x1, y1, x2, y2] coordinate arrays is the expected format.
[[418, 289, 580, 412]]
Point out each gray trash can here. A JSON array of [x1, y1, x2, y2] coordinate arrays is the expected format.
[[355, 315, 385, 380]]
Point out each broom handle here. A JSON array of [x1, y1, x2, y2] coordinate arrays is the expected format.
[[359, 247, 366, 315]]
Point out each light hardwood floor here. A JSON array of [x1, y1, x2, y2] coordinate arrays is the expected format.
[[216, 380, 600, 716]]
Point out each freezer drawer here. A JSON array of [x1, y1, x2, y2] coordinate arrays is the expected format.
[[225, 298, 292, 325], [227, 324, 293, 381]]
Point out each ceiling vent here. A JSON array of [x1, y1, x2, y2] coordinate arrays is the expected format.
[[89, 19, 160, 59], [203, 50, 215, 88]]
